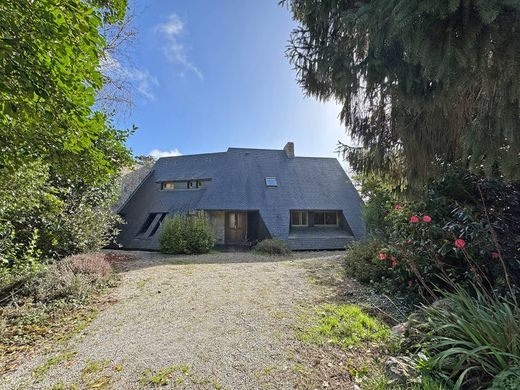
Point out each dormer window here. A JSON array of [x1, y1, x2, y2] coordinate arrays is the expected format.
[[188, 180, 203, 189], [265, 177, 278, 187], [161, 182, 175, 190]]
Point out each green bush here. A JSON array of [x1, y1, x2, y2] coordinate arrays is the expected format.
[[344, 240, 391, 284], [254, 238, 291, 256], [159, 213, 215, 255], [419, 286, 520, 389]]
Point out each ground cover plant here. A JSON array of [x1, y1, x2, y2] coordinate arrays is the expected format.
[[0, 253, 123, 373], [419, 286, 520, 389], [254, 238, 292, 256], [299, 303, 390, 348]]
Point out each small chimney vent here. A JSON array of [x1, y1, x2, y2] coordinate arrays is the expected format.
[[283, 142, 295, 158]]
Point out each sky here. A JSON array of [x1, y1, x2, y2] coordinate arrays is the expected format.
[[116, 0, 349, 161]]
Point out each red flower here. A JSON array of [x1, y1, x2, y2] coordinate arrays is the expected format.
[[422, 215, 432, 223], [391, 256, 398, 268], [378, 252, 388, 260], [394, 204, 402, 210], [454, 239, 466, 249], [492, 252, 499, 259], [409, 216, 419, 223]]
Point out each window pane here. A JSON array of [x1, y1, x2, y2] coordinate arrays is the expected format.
[[229, 213, 236, 229], [325, 212, 337, 225], [291, 211, 302, 226], [302, 212, 308, 225], [314, 212, 325, 225], [265, 177, 278, 187], [162, 182, 174, 190]]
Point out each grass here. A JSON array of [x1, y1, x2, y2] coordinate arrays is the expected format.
[[298, 303, 391, 348], [141, 364, 229, 389], [81, 359, 110, 376], [32, 351, 77, 378]]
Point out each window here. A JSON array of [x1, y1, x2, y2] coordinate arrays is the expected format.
[[265, 177, 278, 187], [148, 213, 167, 237], [314, 211, 338, 226], [291, 211, 308, 226], [138, 213, 158, 235], [161, 182, 175, 190], [188, 180, 203, 189]]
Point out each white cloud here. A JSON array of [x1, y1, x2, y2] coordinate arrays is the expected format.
[[100, 53, 158, 100], [148, 148, 182, 159], [155, 14, 203, 80], [123, 67, 159, 100]]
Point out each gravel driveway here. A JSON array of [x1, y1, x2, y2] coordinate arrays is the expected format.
[[2, 251, 345, 390]]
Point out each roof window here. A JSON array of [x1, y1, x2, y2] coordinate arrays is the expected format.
[[265, 177, 278, 187]]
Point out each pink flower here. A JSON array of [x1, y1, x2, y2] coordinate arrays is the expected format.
[[492, 252, 499, 259], [422, 215, 432, 223], [407, 239, 413, 245], [409, 216, 419, 223], [391, 256, 398, 268], [378, 252, 388, 260], [394, 204, 402, 210], [408, 280, 413, 289], [454, 239, 466, 249]]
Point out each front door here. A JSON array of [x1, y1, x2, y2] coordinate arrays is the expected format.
[[225, 212, 247, 244]]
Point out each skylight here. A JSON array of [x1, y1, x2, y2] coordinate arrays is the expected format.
[[265, 177, 278, 187]]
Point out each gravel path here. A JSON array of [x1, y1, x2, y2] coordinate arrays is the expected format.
[[1, 251, 345, 390]]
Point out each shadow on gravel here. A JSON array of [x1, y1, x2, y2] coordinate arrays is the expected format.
[[103, 249, 344, 273]]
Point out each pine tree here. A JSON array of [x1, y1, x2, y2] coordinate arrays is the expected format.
[[284, 0, 520, 187]]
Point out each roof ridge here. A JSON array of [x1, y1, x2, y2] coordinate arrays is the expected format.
[[156, 151, 227, 160]]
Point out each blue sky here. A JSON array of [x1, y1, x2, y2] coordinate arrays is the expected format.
[[116, 0, 348, 160]]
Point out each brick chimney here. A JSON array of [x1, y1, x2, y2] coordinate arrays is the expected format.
[[283, 142, 295, 158]]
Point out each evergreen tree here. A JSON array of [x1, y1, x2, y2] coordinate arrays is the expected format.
[[284, 0, 520, 187]]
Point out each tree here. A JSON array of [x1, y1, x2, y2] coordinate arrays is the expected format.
[[284, 1, 520, 187], [0, 0, 132, 270]]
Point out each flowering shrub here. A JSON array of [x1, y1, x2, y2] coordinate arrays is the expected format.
[[347, 169, 520, 301]]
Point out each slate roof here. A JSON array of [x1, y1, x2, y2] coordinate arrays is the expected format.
[[117, 146, 366, 249]]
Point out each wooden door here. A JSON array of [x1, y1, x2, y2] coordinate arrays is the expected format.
[[225, 212, 247, 244]]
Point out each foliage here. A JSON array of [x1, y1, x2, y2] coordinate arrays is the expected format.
[[284, 0, 520, 186], [159, 214, 215, 255], [254, 238, 291, 256], [344, 241, 390, 284], [299, 304, 390, 349], [356, 174, 398, 237], [0, 0, 130, 180], [346, 169, 520, 301], [0, 253, 117, 373], [419, 286, 520, 389], [2, 253, 115, 305], [0, 0, 132, 276]]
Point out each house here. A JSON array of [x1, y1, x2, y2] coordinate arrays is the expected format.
[[116, 143, 366, 250]]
